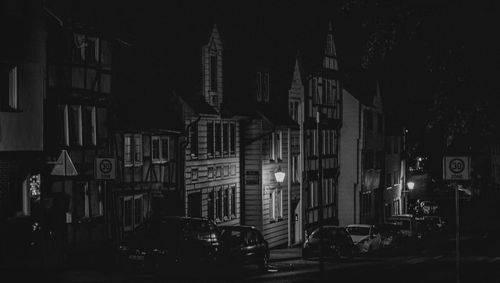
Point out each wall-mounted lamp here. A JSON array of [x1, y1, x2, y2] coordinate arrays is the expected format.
[[274, 166, 286, 184], [407, 181, 415, 191]]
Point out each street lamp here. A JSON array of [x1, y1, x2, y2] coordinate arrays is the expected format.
[[407, 181, 415, 191], [274, 167, 286, 184]]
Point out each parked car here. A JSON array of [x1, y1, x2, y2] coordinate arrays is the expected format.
[[346, 224, 382, 253], [302, 226, 355, 260], [219, 225, 269, 270], [116, 216, 222, 273], [375, 223, 404, 249], [386, 214, 417, 238]]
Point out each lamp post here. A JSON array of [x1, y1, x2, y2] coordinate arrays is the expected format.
[[405, 181, 415, 214]]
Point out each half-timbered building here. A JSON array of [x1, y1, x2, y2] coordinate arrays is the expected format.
[[294, 23, 342, 234], [43, 12, 115, 262]]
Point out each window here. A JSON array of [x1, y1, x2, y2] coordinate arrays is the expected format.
[[124, 135, 132, 166], [223, 185, 229, 218], [230, 184, 236, 216], [326, 34, 334, 55], [308, 181, 316, 208], [215, 122, 221, 156], [275, 131, 282, 161], [270, 188, 283, 221], [269, 134, 275, 161], [190, 121, 198, 156], [292, 155, 300, 183], [208, 167, 214, 179], [208, 189, 214, 220], [256, 72, 262, 101], [223, 166, 229, 176], [69, 105, 82, 146], [134, 195, 143, 228], [134, 134, 143, 165], [1, 65, 18, 111], [124, 134, 142, 167], [216, 166, 221, 178], [386, 173, 392, 187], [230, 123, 236, 155], [210, 54, 217, 91], [216, 187, 222, 220], [152, 136, 169, 163], [83, 106, 96, 146], [59, 105, 69, 146], [230, 165, 236, 176], [74, 34, 100, 63], [152, 137, 160, 161], [191, 168, 198, 181], [207, 122, 214, 156], [263, 73, 270, 102], [123, 196, 133, 231], [223, 123, 229, 155]]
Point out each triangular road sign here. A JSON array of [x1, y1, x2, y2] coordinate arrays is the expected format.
[[51, 150, 78, 176]]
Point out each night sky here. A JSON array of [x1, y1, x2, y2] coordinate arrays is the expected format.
[[47, 0, 500, 159]]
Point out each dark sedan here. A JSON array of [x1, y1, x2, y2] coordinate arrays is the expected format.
[[116, 216, 222, 273], [219, 225, 270, 271], [302, 226, 355, 260]]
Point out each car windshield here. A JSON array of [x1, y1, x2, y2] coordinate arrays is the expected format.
[[347, 226, 370, 236], [387, 219, 411, 230]]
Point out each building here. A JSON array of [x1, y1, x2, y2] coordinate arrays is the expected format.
[[383, 126, 404, 218], [43, 6, 115, 263], [338, 89, 362, 226], [358, 82, 385, 224], [0, 0, 45, 266], [293, 22, 342, 234], [177, 25, 241, 226]]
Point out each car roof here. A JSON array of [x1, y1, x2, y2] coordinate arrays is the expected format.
[[219, 225, 258, 231], [347, 224, 372, 228]]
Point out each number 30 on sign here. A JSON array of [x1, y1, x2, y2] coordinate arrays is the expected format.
[[443, 156, 470, 181]]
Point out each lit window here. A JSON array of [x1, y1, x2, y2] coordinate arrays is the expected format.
[[152, 136, 169, 163]]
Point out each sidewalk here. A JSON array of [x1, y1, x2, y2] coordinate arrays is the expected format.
[[269, 246, 303, 263]]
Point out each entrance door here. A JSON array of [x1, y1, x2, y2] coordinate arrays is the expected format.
[[293, 200, 301, 244], [187, 192, 202, 218]]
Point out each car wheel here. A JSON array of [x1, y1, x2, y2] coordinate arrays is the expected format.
[[259, 253, 269, 271]]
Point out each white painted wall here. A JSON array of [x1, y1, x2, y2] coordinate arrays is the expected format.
[[338, 89, 361, 226]]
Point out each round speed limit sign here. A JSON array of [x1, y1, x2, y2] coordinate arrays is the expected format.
[[443, 156, 470, 180]]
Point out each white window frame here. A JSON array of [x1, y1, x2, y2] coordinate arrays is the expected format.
[[152, 136, 161, 163], [133, 134, 143, 166], [270, 134, 276, 161], [124, 134, 133, 167]]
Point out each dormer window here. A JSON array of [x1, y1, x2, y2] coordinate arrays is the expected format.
[[326, 34, 334, 56], [256, 71, 269, 103], [210, 52, 217, 92]]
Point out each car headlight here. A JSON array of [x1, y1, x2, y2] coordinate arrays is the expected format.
[[118, 245, 128, 251]]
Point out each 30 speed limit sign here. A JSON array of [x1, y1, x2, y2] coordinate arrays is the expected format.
[[443, 156, 470, 180]]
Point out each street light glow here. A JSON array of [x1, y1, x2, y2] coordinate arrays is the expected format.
[[407, 181, 415, 190], [274, 167, 286, 183]]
